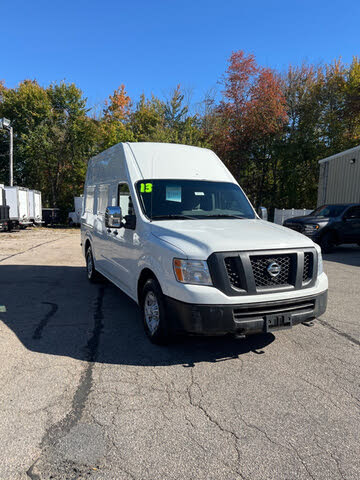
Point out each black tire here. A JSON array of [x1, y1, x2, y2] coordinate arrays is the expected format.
[[86, 246, 101, 283], [141, 278, 170, 344], [320, 231, 336, 253]]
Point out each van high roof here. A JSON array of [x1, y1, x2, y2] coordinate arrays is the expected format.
[[125, 142, 234, 181], [87, 142, 236, 184]]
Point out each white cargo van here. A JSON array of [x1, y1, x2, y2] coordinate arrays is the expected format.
[[81, 143, 328, 343]]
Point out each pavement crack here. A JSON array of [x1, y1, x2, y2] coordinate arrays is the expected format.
[[106, 441, 138, 480], [313, 435, 346, 480], [287, 442, 316, 480], [329, 451, 346, 480], [297, 373, 359, 408], [26, 286, 105, 478], [26, 461, 41, 480], [317, 318, 360, 346], [185, 413, 247, 478], [32, 302, 58, 340], [186, 367, 247, 480], [233, 403, 319, 480]]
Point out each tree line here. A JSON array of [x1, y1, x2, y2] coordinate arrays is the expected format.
[[1, 51, 359, 216]]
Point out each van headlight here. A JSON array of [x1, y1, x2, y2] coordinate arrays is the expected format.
[[173, 259, 213, 285], [317, 251, 323, 275]]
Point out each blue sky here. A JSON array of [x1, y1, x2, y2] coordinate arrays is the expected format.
[[2, 0, 360, 111]]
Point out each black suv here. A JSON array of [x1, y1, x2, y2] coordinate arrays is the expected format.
[[283, 204, 360, 253]]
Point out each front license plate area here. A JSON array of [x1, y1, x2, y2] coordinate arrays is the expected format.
[[266, 313, 292, 332]]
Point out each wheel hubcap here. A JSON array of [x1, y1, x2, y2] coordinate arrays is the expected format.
[[87, 252, 93, 278], [144, 291, 160, 335]]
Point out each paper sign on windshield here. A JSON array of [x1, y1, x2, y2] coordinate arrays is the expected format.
[[166, 186, 182, 202]]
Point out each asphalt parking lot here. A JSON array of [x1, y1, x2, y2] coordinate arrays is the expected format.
[[0, 228, 359, 480]]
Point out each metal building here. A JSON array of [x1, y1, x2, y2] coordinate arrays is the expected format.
[[317, 145, 360, 206]]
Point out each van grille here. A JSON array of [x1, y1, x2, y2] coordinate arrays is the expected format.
[[249, 255, 293, 288], [207, 248, 317, 296], [303, 252, 313, 282], [233, 299, 315, 321], [224, 257, 242, 289]]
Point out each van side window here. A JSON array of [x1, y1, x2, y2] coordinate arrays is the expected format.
[[85, 186, 95, 213], [97, 185, 109, 214], [118, 183, 134, 216]]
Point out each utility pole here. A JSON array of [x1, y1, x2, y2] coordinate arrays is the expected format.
[[0, 118, 13, 186], [9, 125, 13, 186]]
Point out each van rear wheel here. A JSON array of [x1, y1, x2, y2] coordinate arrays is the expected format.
[[141, 279, 170, 344], [86, 246, 101, 283]]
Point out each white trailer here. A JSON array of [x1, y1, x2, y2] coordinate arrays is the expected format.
[[28, 189, 43, 224], [4, 186, 32, 229], [68, 195, 83, 226], [28, 189, 35, 220], [0, 184, 10, 231], [33, 190, 42, 224], [0, 184, 5, 206]]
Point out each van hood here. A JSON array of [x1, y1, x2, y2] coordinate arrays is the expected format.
[[151, 219, 314, 258]]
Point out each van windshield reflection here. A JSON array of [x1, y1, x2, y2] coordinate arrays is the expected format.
[[136, 180, 255, 220]]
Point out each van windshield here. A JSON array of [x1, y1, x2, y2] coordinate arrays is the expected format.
[[136, 180, 255, 220]]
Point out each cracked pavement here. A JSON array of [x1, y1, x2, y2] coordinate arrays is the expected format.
[[0, 228, 359, 479]]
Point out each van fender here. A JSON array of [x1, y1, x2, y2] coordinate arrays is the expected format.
[[137, 254, 173, 302], [83, 231, 94, 258]]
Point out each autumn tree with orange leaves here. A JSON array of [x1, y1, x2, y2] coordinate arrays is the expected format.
[[100, 84, 135, 149], [210, 51, 288, 206], [103, 84, 132, 122]]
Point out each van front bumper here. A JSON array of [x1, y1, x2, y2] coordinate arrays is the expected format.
[[164, 290, 328, 336]]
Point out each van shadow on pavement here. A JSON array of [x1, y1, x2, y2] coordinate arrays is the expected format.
[[0, 265, 274, 367]]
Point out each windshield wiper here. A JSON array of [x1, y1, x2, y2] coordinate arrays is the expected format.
[[206, 214, 246, 219], [151, 214, 247, 220], [151, 214, 198, 220]]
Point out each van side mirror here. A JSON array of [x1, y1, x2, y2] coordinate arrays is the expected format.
[[105, 206, 122, 228], [124, 214, 136, 230], [258, 206, 268, 221]]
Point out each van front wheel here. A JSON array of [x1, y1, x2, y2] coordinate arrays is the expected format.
[[142, 279, 170, 344]]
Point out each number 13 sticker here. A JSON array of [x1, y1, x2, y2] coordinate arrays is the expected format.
[[140, 183, 153, 193]]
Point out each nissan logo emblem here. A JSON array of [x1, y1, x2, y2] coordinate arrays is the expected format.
[[267, 261, 281, 278]]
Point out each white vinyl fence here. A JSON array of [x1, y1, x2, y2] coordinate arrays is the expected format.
[[274, 208, 313, 225]]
